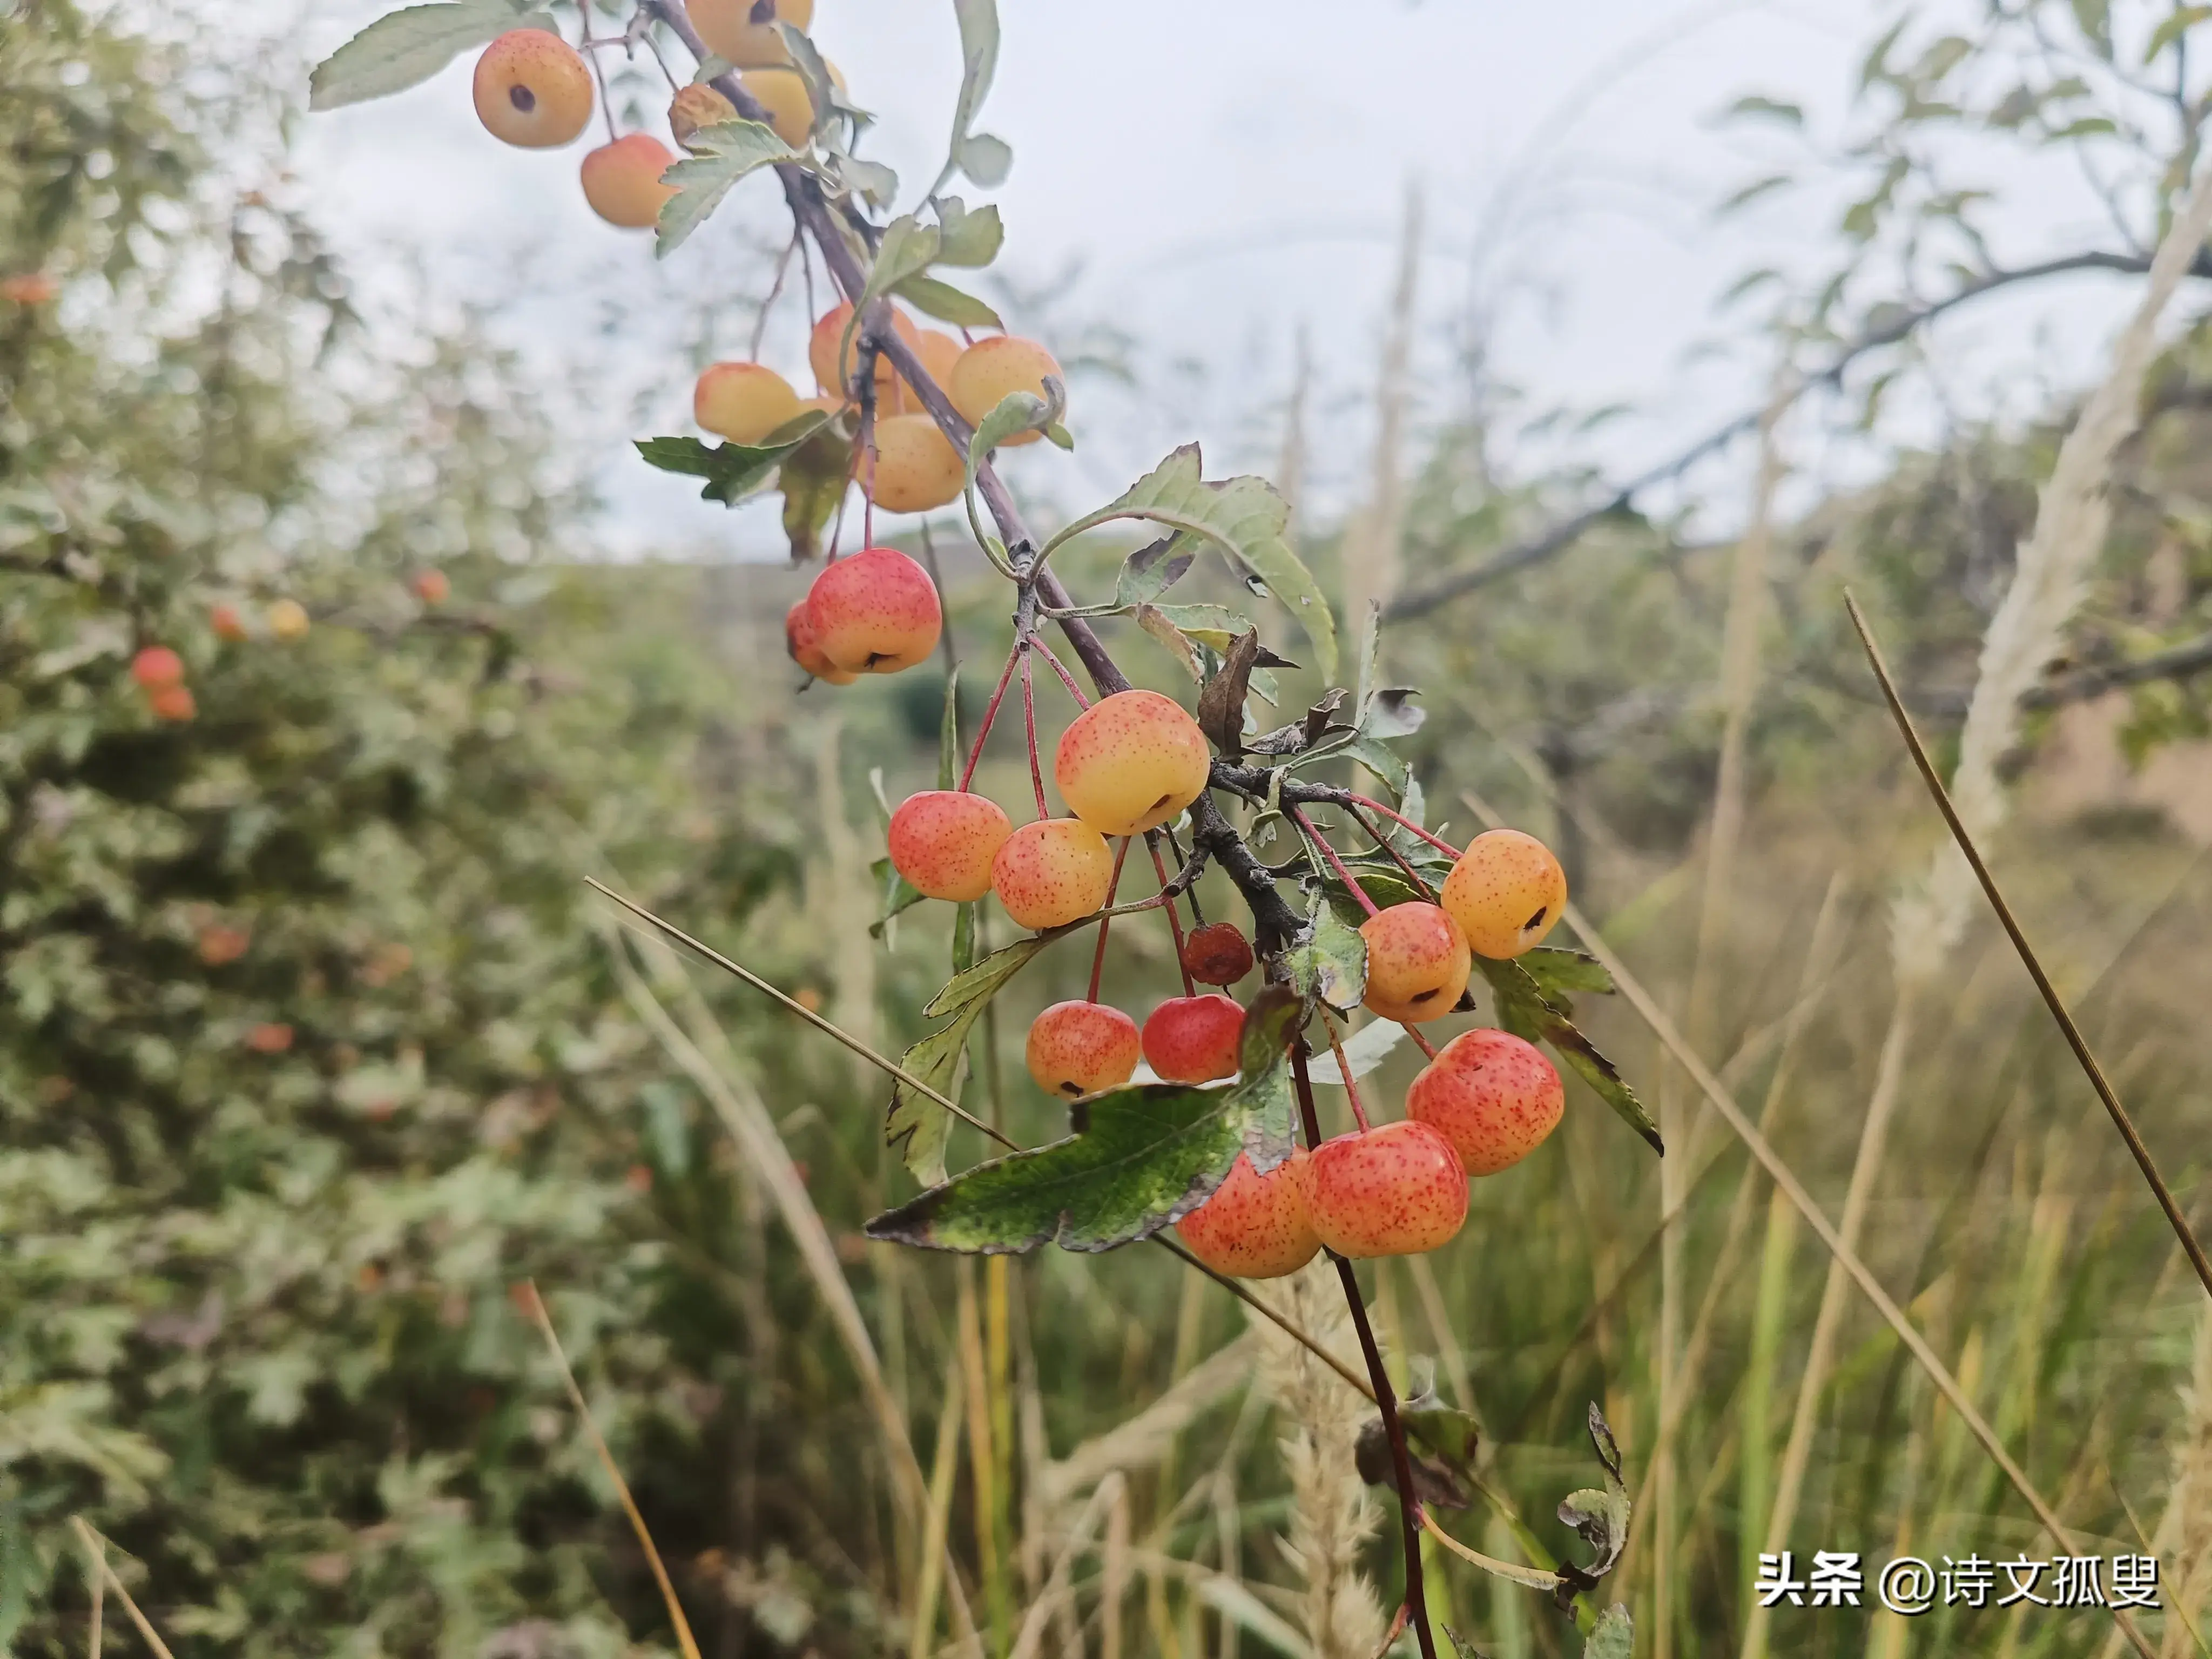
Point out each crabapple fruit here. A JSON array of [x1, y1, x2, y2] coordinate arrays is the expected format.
[[1176, 1150, 1320, 1278], [740, 62, 842, 149], [915, 330, 963, 389], [147, 684, 196, 723], [1407, 1027, 1564, 1176], [1440, 828, 1568, 959], [808, 301, 921, 397], [888, 790, 1013, 903], [784, 598, 856, 685], [412, 569, 450, 605], [198, 923, 250, 966], [1025, 1000, 1141, 1098], [1, 273, 58, 306], [1141, 994, 1245, 1084], [473, 30, 593, 149], [692, 0, 814, 68], [267, 599, 309, 640], [131, 646, 184, 690], [580, 133, 676, 228], [949, 336, 1064, 445], [245, 1021, 294, 1054], [695, 361, 802, 444], [805, 545, 941, 673], [1306, 1120, 1469, 1259], [1357, 901, 1470, 1023], [1182, 921, 1256, 986], [866, 414, 965, 514], [669, 83, 736, 150], [990, 818, 1115, 931], [211, 603, 247, 642], [1053, 689, 1211, 838]]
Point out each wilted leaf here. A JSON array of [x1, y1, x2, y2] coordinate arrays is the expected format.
[[1355, 1384, 1481, 1509], [1475, 956, 1658, 1155], [884, 933, 1051, 1184], [1555, 1404, 1630, 1594], [655, 119, 797, 257], [778, 416, 853, 559], [1133, 604, 1203, 683], [308, 1, 543, 111], [1196, 628, 1260, 759]]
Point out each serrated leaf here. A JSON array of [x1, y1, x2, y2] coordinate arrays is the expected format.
[[656, 120, 797, 257], [1518, 947, 1613, 1007], [894, 274, 1002, 328], [934, 198, 1004, 267], [965, 381, 1062, 475], [636, 410, 832, 507], [867, 988, 1302, 1251], [1475, 957, 1659, 1155], [307, 1, 542, 111], [1116, 538, 1195, 607], [1044, 444, 1338, 680], [946, 0, 1000, 181], [1582, 1608, 1633, 1659], [959, 132, 1013, 186], [885, 933, 1051, 1183], [1306, 1017, 1403, 1085], [1284, 897, 1366, 1014], [857, 214, 942, 315]]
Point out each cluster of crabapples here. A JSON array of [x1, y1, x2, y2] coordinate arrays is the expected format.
[[818, 545, 1578, 1279]]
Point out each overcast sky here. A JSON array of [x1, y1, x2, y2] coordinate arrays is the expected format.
[[285, 0, 2157, 560]]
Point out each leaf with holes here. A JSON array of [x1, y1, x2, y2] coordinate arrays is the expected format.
[[636, 409, 833, 508], [1556, 1403, 1631, 1600], [1283, 893, 1366, 1014], [867, 988, 1302, 1252], [1475, 956, 1659, 1155], [1518, 947, 1614, 1010], [308, 1, 547, 110], [656, 120, 799, 257], [884, 933, 1051, 1184]]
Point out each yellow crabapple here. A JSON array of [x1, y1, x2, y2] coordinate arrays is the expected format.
[[808, 301, 921, 397], [1358, 901, 1471, 1023], [1141, 994, 1245, 1084], [949, 336, 1064, 445], [1053, 689, 1211, 838], [1175, 1149, 1320, 1278], [1440, 828, 1568, 959], [267, 599, 310, 640], [1407, 1027, 1564, 1176], [692, 0, 815, 68], [472, 30, 594, 149], [804, 545, 942, 673], [1306, 1120, 1469, 1259], [694, 361, 803, 444], [669, 83, 737, 150], [580, 133, 677, 228], [784, 598, 856, 685], [738, 62, 842, 149], [991, 818, 1115, 931], [866, 414, 965, 514], [888, 790, 1014, 903], [915, 330, 963, 390], [1025, 1000, 1141, 1098]]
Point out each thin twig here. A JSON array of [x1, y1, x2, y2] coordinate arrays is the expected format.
[[1845, 592, 2212, 1304], [1088, 837, 1133, 1003], [1347, 793, 1461, 859], [1150, 1235, 1375, 1403], [67, 1521, 175, 1659], [1145, 833, 1197, 997], [1293, 805, 1379, 918], [1020, 646, 1048, 819], [1345, 800, 1441, 900], [518, 1281, 704, 1659], [960, 643, 1022, 791], [78, 1522, 104, 1659]]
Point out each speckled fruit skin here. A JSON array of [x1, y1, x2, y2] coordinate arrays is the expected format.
[[888, 791, 1013, 903], [1408, 1027, 1565, 1175], [991, 818, 1115, 931], [1141, 995, 1246, 1084], [1358, 901, 1471, 1023], [669, 83, 737, 150], [867, 415, 966, 513], [784, 598, 857, 685], [1054, 689, 1211, 837], [809, 302, 921, 396], [1307, 1120, 1469, 1259], [949, 336, 1065, 445], [1182, 921, 1255, 987], [131, 646, 184, 690], [1441, 828, 1568, 959], [1026, 1000, 1141, 1098], [580, 134, 676, 228], [1176, 1150, 1320, 1279], [696, 361, 802, 444], [473, 31, 594, 149], [805, 546, 942, 675], [692, 0, 815, 67]]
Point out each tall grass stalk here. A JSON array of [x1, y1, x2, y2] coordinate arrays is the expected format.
[[1341, 180, 1422, 628]]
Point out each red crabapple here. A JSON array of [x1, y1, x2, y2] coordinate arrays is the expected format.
[[990, 818, 1115, 931], [784, 598, 857, 685], [805, 546, 942, 675], [1306, 1120, 1468, 1259], [1407, 1027, 1565, 1176], [1141, 995, 1245, 1084], [131, 646, 184, 690], [412, 569, 450, 605], [472, 30, 593, 149], [1053, 689, 1211, 837], [1358, 901, 1470, 1023], [148, 685, 196, 722], [1176, 1149, 1320, 1279], [1182, 921, 1255, 987], [1025, 1000, 1140, 1098], [888, 791, 1013, 903], [211, 604, 247, 642], [1440, 828, 1568, 959]]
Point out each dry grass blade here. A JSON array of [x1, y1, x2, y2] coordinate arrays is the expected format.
[[68, 1519, 174, 1659], [1156, 1236, 1375, 1402], [517, 1280, 704, 1659], [1846, 592, 2212, 1305], [80, 1518, 104, 1659], [911, 1371, 966, 1659], [1007, 1472, 1122, 1659], [1037, 1333, 1259, 1512], [1459, 787, 2160, 1659]]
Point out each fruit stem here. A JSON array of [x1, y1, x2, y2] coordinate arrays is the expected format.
[[1348, 793, 1462, 860], [1019, 646, 1047, 819], [1320, 1011, 1372, 1131], [959, 644, 1022, 792], [1291, 806, 1379, 919], [1291, 1042, 1440, 1659], [1401, 1023, 1439, 1061], [1087, 837, 1132, 1004], [1345, 801, 1442, 901], [576, 8, 622, 147], [1030, 636, 1092, 709], [1163, 824, 1205, 925], [1145, 833, 1197, 997]]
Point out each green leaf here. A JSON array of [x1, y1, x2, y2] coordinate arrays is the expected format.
[[965, 383, 1062, 478], [946, 0, 1001, 183], [1557, 1403, 1630, 1588], [885, 933, 1052, 1184], [936, 662, 962, 788], [1284, 895, 1366, 1014], [934, 198, 1004, 267], [869, 856, 926, 940], [655, 120, 797, 258], [635, 410, 832, 507], [867, 988, 1303, 1252], [1043, 444, 1338, 680], [1725, 94, 1803, 125], [858, 214, 942, 315], [777, 416, 854, 558], [1582, 1608, 1633, 1659], [1117, 538, 1196, 607], [894, 274, 1002, 328], [1474, 957, 1659, 1155], [307, 1, 543, 111], [1518, 947, 1613, 1006], [959, 132, 1013, 186], [2146, 8, 2212, 63]]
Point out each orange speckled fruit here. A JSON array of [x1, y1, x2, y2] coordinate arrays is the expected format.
[[738, 64, 836, 149], [1026, 1000, 1142, 1098], [1054, 689, 1211, 837], [473, 30, 593, 149], [1440, 828, 1567, 959], [867, 414, 966, 514], [1141, 994, 1245, 1084], [1408, 1027, 1565, 1176], [580, 133, 676, 227], [914, 329, 963, 389], [692, 0, 815, 68], [805, 546, 941, 674], [888, 791, 1013, 903], [1358, 901, 1470, 1023], [949, 336, 1065, 445], [784, 598, 855, 685], [695, 361, 802, 444], [991, 818, 1114, 931], [1176, 1150, 1320, 1279], [1306, 1120, 1468, 1259], [809, 301, 922, 397]]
